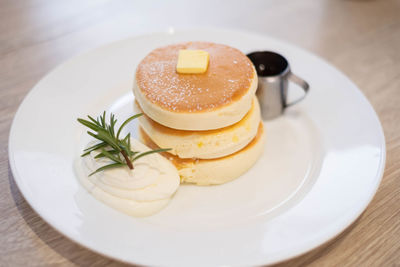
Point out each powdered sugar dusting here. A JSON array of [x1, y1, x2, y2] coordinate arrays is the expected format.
[[135, 42, 255, 112]]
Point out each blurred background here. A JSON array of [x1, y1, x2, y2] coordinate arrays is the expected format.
[[1, 0, 399, 134], [1, 0, 399, 266]]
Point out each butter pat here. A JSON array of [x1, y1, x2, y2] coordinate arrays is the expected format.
[[176, 50, 209, 74]]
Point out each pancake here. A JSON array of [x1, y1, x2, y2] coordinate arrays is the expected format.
[[134, 97, 261, 159], [134, 41, 257, 131], [139, 122, 266, 185]]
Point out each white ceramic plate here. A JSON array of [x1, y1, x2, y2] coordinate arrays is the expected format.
[[9, 29, 385, 266]]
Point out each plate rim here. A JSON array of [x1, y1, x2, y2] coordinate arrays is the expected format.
[[8, 27, 386, 266]]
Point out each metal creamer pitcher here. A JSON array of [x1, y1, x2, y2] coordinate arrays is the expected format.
[[247, 51, 309, 120]]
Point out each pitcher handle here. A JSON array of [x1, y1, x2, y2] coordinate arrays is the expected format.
[[285, 72, 310, 107]]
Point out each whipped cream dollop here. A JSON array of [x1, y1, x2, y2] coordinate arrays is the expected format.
[[79, 138, 180, 217]]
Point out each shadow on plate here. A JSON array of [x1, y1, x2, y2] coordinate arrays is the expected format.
[[8, 163, 362, 266]]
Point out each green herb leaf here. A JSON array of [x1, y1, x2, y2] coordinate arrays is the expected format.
[[77, 118, 101, 132], [89, 162, 125, 176], [116, 113, 143, 139], [133, 148, 171, 161], [87, 115, 99, 125], [98, 148, 123, 163], [94, 149, 119, 159], [78, 111, 169, 176], [81, 141, 107, 157]]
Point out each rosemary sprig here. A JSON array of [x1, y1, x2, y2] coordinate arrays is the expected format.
[[78, 111, 170, 176]]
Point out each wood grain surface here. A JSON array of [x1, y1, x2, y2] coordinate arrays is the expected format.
[[1, 0, 400, 266]]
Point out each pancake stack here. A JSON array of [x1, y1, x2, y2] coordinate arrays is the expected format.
[[133, 42, 265, 185]]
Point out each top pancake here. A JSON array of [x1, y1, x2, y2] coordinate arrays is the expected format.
[[135, 42, 256, 113]]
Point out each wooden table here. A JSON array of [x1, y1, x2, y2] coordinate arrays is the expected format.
[[1, 0, 399, 266]]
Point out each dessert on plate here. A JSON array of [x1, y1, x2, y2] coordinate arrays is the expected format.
[[133, 41, 265, 185], [76, 41, 266, 217], [134, 42, 258, 131], [134, 96, 261, 159], [77, 112, 180, 217]]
